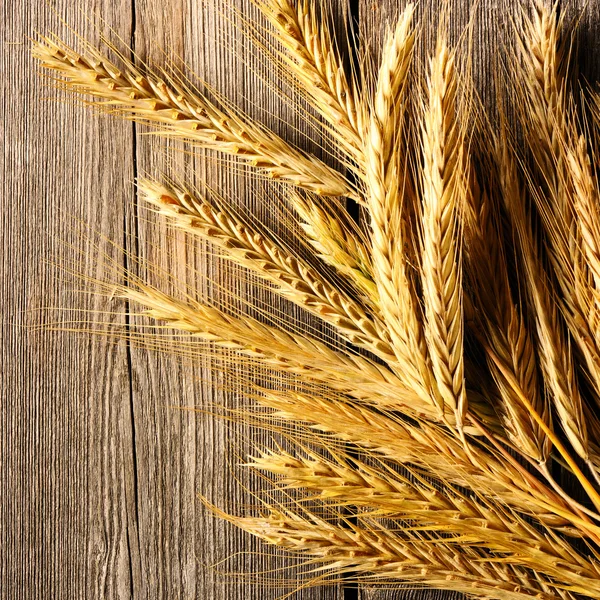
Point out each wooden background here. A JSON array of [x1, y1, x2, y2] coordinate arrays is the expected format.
[[3, 0, 600, 598]]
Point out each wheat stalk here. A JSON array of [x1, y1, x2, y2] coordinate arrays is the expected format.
[[138, 179, 399, 360], [114, 281, 440, 417], [211, 501, 583, 599], [568, 136, 600, 290], [250, 448, 600, 590], [249, 389, 599, 537], [140, 179, 481, 425], [290, 190, 378, 300], [499, 131, 589, 462], [516, 3, 594, 463], [364, 7, 441, 413]]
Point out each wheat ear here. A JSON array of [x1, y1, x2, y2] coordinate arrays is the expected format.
[[139, 179, 398, 364], [251, 449, 600, 590], [256, 0, 364, 166], [510, 7, 592, 463], [517, 2, 575, 300], [143, 179, 491, 427], [516, 3, 595, 463], [497, 131, 596, 513], [465, 171, 549, 462], [114, 281, 440, 417], [365, 7, 439, 411], [568, 135, 600, 291], [562, 135, 600, 442], [209, 501, 582, 600], [561, 134, 600, 419], [419, 38, 467, 427], [290, 190, 377, 300], [250, 389, 596, 535], [520, 3, 600, 352], [32, 36, 354, 199]]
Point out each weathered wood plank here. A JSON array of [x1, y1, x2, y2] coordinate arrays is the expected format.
[[27, 1, 346, 598], [1, 1, 136, 599], [4, 0, 343, 597]]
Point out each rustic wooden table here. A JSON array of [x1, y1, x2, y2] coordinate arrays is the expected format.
[[3, 0, 600, 598]]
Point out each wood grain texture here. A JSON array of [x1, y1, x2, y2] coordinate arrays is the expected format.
[[3, 0, 600, 599], [2, 2, 136, 599], [126, 1, 342, 597]]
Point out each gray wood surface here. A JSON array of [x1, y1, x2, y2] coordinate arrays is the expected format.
[[2, 0, 599, 599]]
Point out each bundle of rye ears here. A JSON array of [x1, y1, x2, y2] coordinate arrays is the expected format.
[[31, 0, 600, 597]]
